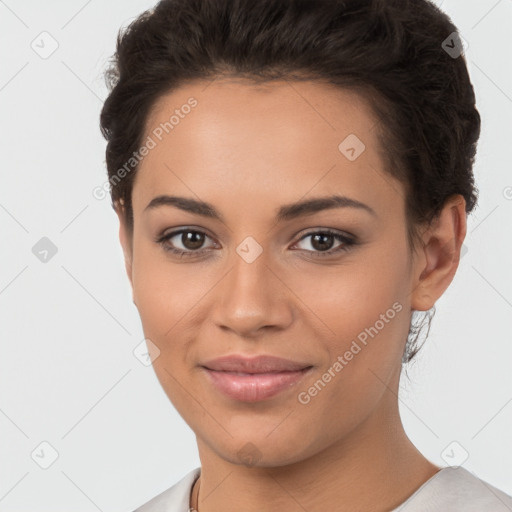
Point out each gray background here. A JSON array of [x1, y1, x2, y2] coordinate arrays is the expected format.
[[1, 0, 511, 510]]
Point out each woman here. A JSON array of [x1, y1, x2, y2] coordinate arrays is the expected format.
[[100, 0, 512, 510]]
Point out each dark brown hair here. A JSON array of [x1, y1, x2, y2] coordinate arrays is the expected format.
[[100, 0, 480, 363]]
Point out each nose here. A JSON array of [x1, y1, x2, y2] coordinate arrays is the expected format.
[[210, 247, 294, 339]]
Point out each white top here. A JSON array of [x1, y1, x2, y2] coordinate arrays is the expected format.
[[133, 466, 512, 511]]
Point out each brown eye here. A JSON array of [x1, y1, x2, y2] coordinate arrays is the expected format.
[[310, 233, 335, 252], [293, 230, 356, 258], [180, 231, 206, 250], [156, 229, 217, 257]]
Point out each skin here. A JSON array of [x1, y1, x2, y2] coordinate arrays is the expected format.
[[116, 78, 467, 512]]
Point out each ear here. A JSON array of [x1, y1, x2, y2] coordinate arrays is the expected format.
[[114, 200, 134, 290], [410, 194, 467, 311]]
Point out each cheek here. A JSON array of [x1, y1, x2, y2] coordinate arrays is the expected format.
[[290, 241, 411, 384], [290, 245, 410, 338], [131, 240, 205, 337], [130, 246, 204, 409]]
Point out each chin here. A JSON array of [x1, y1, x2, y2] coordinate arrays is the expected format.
[[198, 422, 326, 468]]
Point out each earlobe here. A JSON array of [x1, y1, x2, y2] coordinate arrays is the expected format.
[[410, 195, 467, 311]]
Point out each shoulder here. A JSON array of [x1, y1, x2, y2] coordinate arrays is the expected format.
[[394, 466, 512, 512], [132, 467, 201, 512]]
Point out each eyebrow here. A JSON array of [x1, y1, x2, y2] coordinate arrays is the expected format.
[[144, 194, 377, 222]]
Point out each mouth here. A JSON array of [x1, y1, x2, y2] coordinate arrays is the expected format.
[[201, 364, 313, 402], [201, 354, 312, 373], [200, 354, 314, 402]]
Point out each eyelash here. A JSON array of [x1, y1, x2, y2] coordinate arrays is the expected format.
[[155, 228, 357, 259]]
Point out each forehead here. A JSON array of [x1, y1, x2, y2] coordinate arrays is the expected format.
[[132, 78, 401, 219], [143, 78, 381, 152]]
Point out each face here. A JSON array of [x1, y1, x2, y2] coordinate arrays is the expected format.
[[119, 79, 430, 467]]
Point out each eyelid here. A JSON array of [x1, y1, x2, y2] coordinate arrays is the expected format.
[[294, 227, 355, 242], [158, 225, 215, 240]]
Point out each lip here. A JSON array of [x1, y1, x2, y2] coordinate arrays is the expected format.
[[201, 355, 313, 402], [202, 354, 312, 373]]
